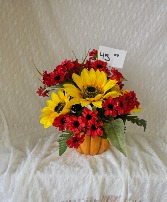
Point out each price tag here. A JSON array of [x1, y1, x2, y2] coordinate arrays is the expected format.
[[98, 46, 127, 69]]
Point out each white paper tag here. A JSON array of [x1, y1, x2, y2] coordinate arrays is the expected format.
[[98, 46, 127, 69]]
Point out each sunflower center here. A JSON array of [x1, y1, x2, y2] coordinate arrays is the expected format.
[[73, 121, 79, 128], [54, 102, 65, 113], [54, 75, 60, 81], [83, 86, 101, 98], [108, 104, 113, 110]]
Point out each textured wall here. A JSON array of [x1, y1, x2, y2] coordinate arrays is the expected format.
[[0, 0, 167, 149]]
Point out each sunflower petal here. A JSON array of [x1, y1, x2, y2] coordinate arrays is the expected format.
[[51, 92, 59, 102], [131, 106, 142, 113], [72, 73, 84, 90], [103, 80, 118, 93], [64, 84, 81, 98], [92, 100, 102, 108], [89, 68, 97, 86], [80, 99, 91, 107], [81, 68, 90, 86], [104, 91, 121, 98], [96, 70, 107, 87]]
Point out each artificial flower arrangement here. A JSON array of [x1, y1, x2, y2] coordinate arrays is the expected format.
[[36, 49, 146, 156]]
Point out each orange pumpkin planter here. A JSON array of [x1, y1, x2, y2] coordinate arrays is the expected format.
[[77, 135, 110, 155]]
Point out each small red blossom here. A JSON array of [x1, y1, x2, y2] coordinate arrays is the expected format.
[[64, 60, 81, 80], [42, 68, 65, 87], [66, 134, 85, 148], [86, 120, 103, 138], [36, 86, 49, 97], [82, 107, 98, 124], [111, 68, 124, 89], [52, 115, 67, 131], [102, 97, 117, 117], [91, 60, 110, 76], [111, 68, 124, 81], [116, 91, 140, 115], [83, 60, 92, 70], [66, 115, 85, 133], [89, 49, 98, 60], [61, 60, 74, 70]]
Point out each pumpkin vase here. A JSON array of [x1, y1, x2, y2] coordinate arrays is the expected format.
[[77, 135, 110, 155]]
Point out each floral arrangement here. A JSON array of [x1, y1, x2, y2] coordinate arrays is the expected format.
[[36, 49, 146, 156]]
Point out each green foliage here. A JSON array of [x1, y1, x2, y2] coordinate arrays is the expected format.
[[103, 119, 126, 156], [43, 84, 64, 92], [124, 115, 147, 131], [57, 131, 73, 156]]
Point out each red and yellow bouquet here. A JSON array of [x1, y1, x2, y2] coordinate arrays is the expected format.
[[37, 49, 146, 156]]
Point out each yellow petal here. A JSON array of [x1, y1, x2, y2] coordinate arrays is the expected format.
[[80, 99, 91, 107], [58, 90, 65, 101], [89, 68, 97, 86], [46, 100, 58, 109], [131, 106, 142, 113], [68, 98, 80, 106], [64, 84, 81, 98], [95, 70, 107, 87], [92, 100, 102, 108], [72, 73, 84, 90], [81, 68, 91, 86], [103, 80, 117, 93], [51, 92, 59, 102], [104, 91, 121, 99]]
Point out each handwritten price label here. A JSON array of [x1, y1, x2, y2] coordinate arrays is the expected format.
[[98, 46, 127, 69]]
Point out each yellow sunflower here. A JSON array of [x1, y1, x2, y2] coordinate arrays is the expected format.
[[63, 68, 120, 108], [40, 90, 70, 128]]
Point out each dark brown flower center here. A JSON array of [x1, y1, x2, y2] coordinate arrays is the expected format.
[[54, 75, 60, 81], [73, 137, 78, 142], [73, 121, 79, 128], [86, 114, 92, 120], [54, 102, 65, 113], [97, 64, 103, 69], [83, 86, 101, 98], [91, 125, 96, 130], [108, 104, 113, 110], [61, 118, 66, 124]]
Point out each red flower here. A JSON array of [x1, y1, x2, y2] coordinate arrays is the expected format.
[[111, 68, 124, 89], [83, 60, 92, 70], [64, 60, 81, 80], [116, 91, 140, 115], [42, 68, 65, 87], [66, 115, 85, 133], [36, 86, 49, 97], [111, 68, 124, 81], [89, 49, 98, 60], [102, 97, 117, 117], [61, 60, 74, 70], [91, 60, 110, 76], [82, 107, 98, 124], [86, 120, 103, 138], [52, 115, 67, 131], [66, 134, 85, 148], [43, 71, 52, 86]]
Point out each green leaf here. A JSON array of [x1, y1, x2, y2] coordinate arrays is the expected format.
[[43, 84, 64, 92], [125, 115, 147, 131], [57, 132, 73, 156], [103, 119, 127, 156]]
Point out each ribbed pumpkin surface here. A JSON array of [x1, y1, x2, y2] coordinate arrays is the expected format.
[[77, 135, 110, 155]]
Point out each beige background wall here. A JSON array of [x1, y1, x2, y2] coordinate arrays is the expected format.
[[0, 0, 167, 150]]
